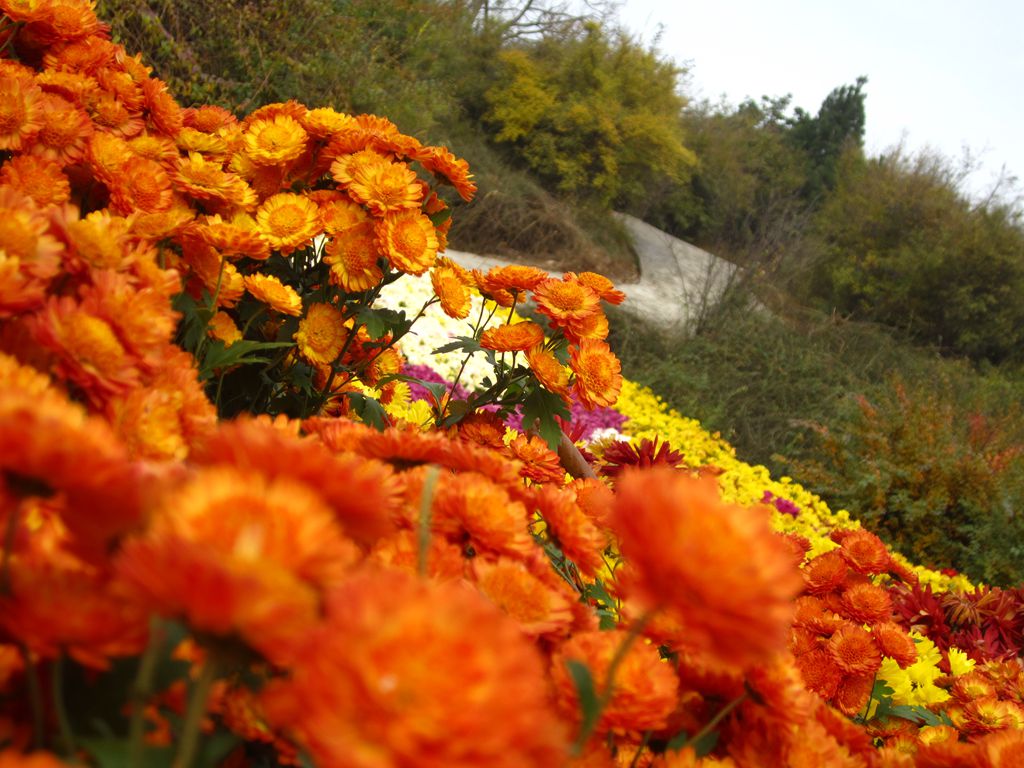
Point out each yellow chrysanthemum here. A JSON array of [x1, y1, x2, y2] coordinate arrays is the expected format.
[[295, 303, 348, 366], [255, 193, 321, 255], [242, 114, 309, 166], [244, 273, 303, 317], [375, 209, 438, 275]]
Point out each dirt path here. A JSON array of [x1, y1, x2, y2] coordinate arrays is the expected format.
[[449, 213, 738, 331]]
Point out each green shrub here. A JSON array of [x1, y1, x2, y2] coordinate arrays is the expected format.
[[808, 146, 1024, 363], [786, 376, 1024, 585]]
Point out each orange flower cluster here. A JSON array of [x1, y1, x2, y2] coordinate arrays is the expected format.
[[440, 264, 625, 410], [791, 529, 914, 716], [2, 3, 1023, 767]]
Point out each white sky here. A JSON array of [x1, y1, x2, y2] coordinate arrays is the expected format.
[[616, 0, 1024, 202]]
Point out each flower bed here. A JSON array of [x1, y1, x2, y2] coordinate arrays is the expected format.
[[0, 3, 1020, 767]]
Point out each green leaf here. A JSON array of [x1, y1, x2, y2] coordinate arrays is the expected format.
[[439, 399, 472, 428], [665, 730, 690, 751], [199, 340, 294, 380], [691, 730, 720, 757], [357, 306, 410, 340], [582, 579, 615, 609], [427, 207, 453, 227], [888, 705, 948, 726], [82, 738, 174, 768], [521, 386, 571, 450], [432, 335, 482, 355], [565, 659, 601, 741], [344, 391, 388, 431]]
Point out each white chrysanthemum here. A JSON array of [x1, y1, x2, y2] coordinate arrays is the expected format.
[[376, 271, 506, 392]]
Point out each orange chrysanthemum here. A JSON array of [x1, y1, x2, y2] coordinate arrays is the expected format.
[[802, 551, 849, 595], [35, 68, 100, 106], [838, 581, 893, 624], [255, 192, 321, 255], [414, 144, 477, 201], [873, 622, 918, 668], [570, 271, 626, 305], [613, 468, 802, 669], [0, 188, 61, 315], [294, 302, 348, 366], [481, 321, 545, 352], [431, 257, 472, 319], [531, 484, 608, 577], [206, 311, 241, 348], [86, 131, 132, 183], [332, 150, 423, 215], [835, 672, 876, 717], [173, 152, 255, 207], [244, 273, 303, 317], [525, 345, 570, 399], [300, 106, 354, 138], [182, 239, 246, 307], [375, 208, 438, 275], [569, 339, 622, 409], [28, 92, 93, 164], [115, 466, 360, 665], [533, 277, 602, 330], [183, 105, 237, 133], [311, 189, 370, 234], [551, 629, 679, 733], [794, 648, 844, 700], [484, 264, 549, 295], [838, 529, 891, 575], [33, 295, 139, 400], [141, 77, 183, 135], [472, 556, 575, 639], [261, 568, 566, 768], [127, 132, 180, 166], [323, 222, 383, 292], [428, 470, 534, 557], [88, 92, 143, 138], [107, 154, 173, 214], [0, 74, 44, 151], [0, 154, 70, 206], [177, 126, 230, 158], [506, 432, 565, 484], [194, 417, 398, 546], [61, 207, 131, 271], [107, 372, 210, 463], [195, 213, 270, 259], [455, 410, 507, 451], [242, 114, 309, 166], [828, 623, 882, 676]]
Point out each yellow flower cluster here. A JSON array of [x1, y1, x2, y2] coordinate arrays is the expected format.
[[614, 380, 976, 592]]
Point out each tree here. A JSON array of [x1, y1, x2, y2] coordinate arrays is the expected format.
[[482, 23, 696, 207], [787, 76, 868, 200]]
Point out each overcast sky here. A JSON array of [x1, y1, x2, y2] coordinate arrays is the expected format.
[[616, 0, 1024, 202]]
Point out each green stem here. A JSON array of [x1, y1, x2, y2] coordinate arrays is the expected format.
[[687, 692, 748, 749], [572, 611, 653, 755], [628, 731, 652, 768], [417, 465, 441, 577], [172, 656, 219, 768], [0, 504, 19, 595], [128, 617, 165, 768], [52, 654, 76, 757], [19, 643, 43, 749]]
